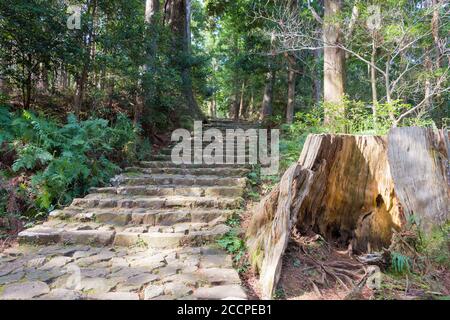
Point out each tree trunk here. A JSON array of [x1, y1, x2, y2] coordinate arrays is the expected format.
[[370, 35, 378, 121], [313, 49, 323, 105], [431, 0, 443, 68], [249, 88, 255, 119], [165, 0, 203, 120], [137, 0, 161, 126], [323, 0, 345, 124], [73, 0, 97, 118], [239, 80, 247, 120], [260, 32, 277, 121], [209, 94, 217, 119], [231, 80, 240, 121], [25, 70, 32, 109], [286, 56, 296, 124], [260, 69, 276, 121], [424, 51, 433, 110], [144, 0, 160, 82]]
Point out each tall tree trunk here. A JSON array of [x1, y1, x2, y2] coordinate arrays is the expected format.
[[136, 0, 161, 126], [260, 33, 277, 121], [232, 80, 240, 121], [249, 88, 254, 119], [323, 0, 345, 124], [431, 0, 443, 68], [165, 0, 203, 120], [239, 80, 247, 120], [313, 49, 323, 105], [424, 51, 433, 110], [370, 34, 378, 122], [209, 94, 217, 119], [25, 71, 32, 109], [74, 0, 97, 118], [260, 69, 276, 121], [286, 55, 296, 124]]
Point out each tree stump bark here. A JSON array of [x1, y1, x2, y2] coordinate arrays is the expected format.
[[247, 128, 449, 299], [388, 127, 449, 231]]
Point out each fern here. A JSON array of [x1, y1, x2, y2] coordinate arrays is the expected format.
[[391, 252, 411, 274], [1, 108, 139, 215]]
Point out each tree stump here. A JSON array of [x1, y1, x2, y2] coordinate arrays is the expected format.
[[247, 128, 449, 299]]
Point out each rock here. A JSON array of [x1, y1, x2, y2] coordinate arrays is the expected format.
[[116, 273, 159, 292], [139, 233, 184, 249], [149, 294, 174, 300], [144, 285, 165, 300], [199, 268, 241, 285], [80, 268, 109, 278], [200, 254, 232, 268], [193, 285, 247, 300], [164, 282, 193, 298], [162, 273, 201, 286], [79, 277, 117, 294], [72, 250, 96, 260], [38, 289, 83, 300], [40, 256, 73, 270], [18, 228, 62, 245], [1, 281, 50, 300], [182, 266, 198, 273], [108, 268, 142, 280], [96, 212, 131, 226], [113, 232, 141, 246], [61, 230, 115, 246], [76, 250, 115, 267], [0, 271, 25, 285], [156, 266, 178, 277], [24, 269, 63, 282], [90, 292, 140, 300], [128, 257, 165, 271], [26, 257, 47, 268]]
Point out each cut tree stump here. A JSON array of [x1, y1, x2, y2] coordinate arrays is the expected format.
[[247, 128, 449, 299]]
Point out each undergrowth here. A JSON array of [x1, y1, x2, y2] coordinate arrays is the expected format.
[[0, 106, 144, 227]]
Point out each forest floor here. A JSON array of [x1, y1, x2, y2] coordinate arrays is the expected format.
[[239, 226, 450, 300], [238, 174, 450, 301]]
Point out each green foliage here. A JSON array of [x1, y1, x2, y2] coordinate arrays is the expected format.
[[273, 288, 286, 300], [226, 213, 242, 228], [417, 223, 450, 268], [390, 252, 411, 274], [217, 229, 247, 267], [0, 107, 138, 217]]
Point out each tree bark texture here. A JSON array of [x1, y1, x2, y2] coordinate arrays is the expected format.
[[323, 0, 345, 124]]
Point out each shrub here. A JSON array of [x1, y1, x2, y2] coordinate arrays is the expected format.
[[0, 107, 139, 219]]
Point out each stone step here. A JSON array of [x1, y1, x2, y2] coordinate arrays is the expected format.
[[51, 208, 234, 226], [91, 185, 245, 198], [18, 222, 231, 249], [123, 167, 250, 177], [203, 124, 259, 129], [149, 154, 257, 162], [160, 147, 253, 156], [69, 195, 244, 210], [112, 174, 247, 187], [139, 161, 252, 169]]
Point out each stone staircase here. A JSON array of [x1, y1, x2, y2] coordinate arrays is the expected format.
[[0, 119, 257, 300]]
